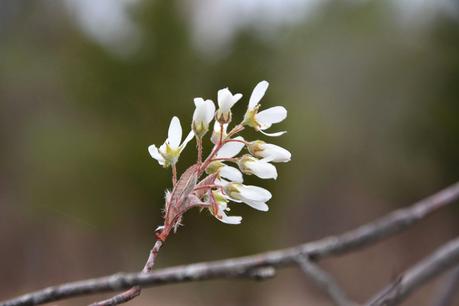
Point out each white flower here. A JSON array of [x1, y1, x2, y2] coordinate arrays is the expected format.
[[216, 87, 242, 123], [192, 98, 215, 137], [211, 191, 242, 224], [238, 154, 278, 180], [248, 141, 291, 163], [148, 116, 194, 167], [216, 137, 245, 159], [244, 80, 287, 137], [225, 183, 271, 211], [218, 88, 243, 113]]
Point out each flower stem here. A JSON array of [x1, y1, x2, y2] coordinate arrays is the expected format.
[[210, 157, 238, 163], [197, 137, 203, 165], [209, 189, 219, 215], [224, 138, 248, 145], [219, 123, 224, 144], [172, 165, 177, 186], [227, 124, 245, 138], [193, 184, 224, 192]]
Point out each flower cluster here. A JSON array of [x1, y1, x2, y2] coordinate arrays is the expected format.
[[148, 81, 290, 240]]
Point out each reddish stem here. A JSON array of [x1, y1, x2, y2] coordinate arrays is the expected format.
[[197, 137, 203, 165], [224, 138, 247, 145], [193, 184, 224, 192], [209, 189, 219, 215], [219, 123, 224, 144], [210, 157, 238, 163], [172, 165, 177, 186]]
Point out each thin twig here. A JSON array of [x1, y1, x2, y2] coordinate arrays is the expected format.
[[431, 266, 459, 306], [89, 240, 163, 306], [295, 255, 356, 306], [1, 182, 458, 306], [365, 237, 459, 306]]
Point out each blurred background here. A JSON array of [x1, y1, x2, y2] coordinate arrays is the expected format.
[[1, 0, 459, 305]]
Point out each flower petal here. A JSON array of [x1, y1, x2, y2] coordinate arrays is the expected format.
[[242, 200, 269, 212], [259, 130, 287, 137], [218, 213, 242, 224], [217, 88, 233, 113], [216, 177, 231, 187], [216, 137, 245, 158], [247, 160, 278, 180], [261, 144, 291, 163], [193, 98, 204, 107], [204, 99, 216, 124], [148, 144, 162, 160], [233, 93, 243, 103], [148, 145, 165, 165], [180, 130, 195, 150], [168, 116, 182, 148], [193, 98, 205, 122], [238, 185, 272, 202], [256, 106, 287, 129], [220, 165, 243, 183], [248, 80, 269, 109], [159, 142, 167, 154], [218, 88, 242, 113]]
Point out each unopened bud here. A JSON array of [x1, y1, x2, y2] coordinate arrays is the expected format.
[[216, 109, 232, 125], [224, 182, 242, 199], [192, 121, 208, 138], [247, 140, 265, 157], [237, 154, 256, 175], [206, 161, 224, 175]]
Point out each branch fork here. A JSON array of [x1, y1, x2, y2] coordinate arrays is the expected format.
[[2, 182, 459, 306]]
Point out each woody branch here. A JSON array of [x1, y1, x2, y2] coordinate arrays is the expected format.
[[2, 181, 458, 306]]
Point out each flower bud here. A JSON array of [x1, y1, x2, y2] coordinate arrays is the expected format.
[[216, 109, 232, 125], [247, 141, 291, 163], [224, 183, 271, 211], [206, 161, 243, 183], [247, 140, 265, 156], [217, 87, 242, 125], [192, 121, 207, 138], [192, 98, 215, 138], [206, 161, 224, 175], [224, 182, 241, 199]]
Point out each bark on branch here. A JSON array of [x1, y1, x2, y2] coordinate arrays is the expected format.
[[365, 237, 459, 306], [1, 182, 459, 306], [431, 266, 459, 306]]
